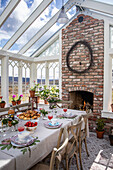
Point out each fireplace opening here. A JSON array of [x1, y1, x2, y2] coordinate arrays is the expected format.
[[69, 91, 93, 111]]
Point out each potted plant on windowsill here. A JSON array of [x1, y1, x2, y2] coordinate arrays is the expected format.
[[0, 96, 6, 108], [0, 100, 6, 108], [39, 85, 50, 104], [29, 81, 39, 97], [12, 95, 16, 106], [17, 94, 23, 105], [96, 117, 105, 139]]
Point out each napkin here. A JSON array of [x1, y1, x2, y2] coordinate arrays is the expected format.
[[48, 122, 59, 126]]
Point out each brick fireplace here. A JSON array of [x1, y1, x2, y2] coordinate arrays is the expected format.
[[62, 14, 104, 116]]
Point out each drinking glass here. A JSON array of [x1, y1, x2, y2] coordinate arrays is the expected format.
[[63, 108, 67, 113], [48, 112, 53, 122]]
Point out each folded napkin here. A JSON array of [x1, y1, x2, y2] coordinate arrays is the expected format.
[[48, 122, 59, 126]]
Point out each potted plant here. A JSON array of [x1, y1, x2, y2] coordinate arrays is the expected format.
[[17, 94, 23, 105], [39, 85, 50, 104], [96, 117, 105, 139], [29, 81, 39, 97], [12, 95, 16, 106], [50, 86, 59, 97], [0, 101, 6, 108]]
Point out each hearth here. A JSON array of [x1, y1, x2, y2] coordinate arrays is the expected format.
[[69, 91, 93, 111]]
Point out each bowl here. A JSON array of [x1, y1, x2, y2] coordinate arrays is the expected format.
[[24, 121, 38, 131]]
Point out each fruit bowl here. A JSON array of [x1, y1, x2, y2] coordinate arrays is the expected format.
[[24, 121, 38, 131]]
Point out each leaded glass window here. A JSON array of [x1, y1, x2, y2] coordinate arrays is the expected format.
[[22, 62, 30, 102], [9, 60, 19, 103]]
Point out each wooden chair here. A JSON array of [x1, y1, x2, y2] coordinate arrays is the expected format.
[[65, 120, 83, 170], [30, 127, 68, 170], [79, 114, 91, 170]]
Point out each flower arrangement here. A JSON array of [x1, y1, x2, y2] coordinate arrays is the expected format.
[[12, 95, 16, 102], [47, 96, 61, 103], [40, 108, 48, 116], [39, 85, 50, 100], [17, 94, 23, 101], [50, 86, 59, 97]]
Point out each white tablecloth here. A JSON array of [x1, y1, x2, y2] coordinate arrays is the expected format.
[[0, 108, 87, 170]]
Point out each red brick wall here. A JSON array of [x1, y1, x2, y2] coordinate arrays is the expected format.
[[62, 14, 107, 131]]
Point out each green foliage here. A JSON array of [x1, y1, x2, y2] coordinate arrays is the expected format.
[[1, 101, 5, 103], [39, 85, 50, 100], [96, 117, 105, 131], [50, 86, 59, 97], [40, 109, 48, 116]]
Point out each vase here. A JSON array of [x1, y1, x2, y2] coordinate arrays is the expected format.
[[29, 90, 35, 97], [12, 101, 16, 106], [17, 100, 21, 105]]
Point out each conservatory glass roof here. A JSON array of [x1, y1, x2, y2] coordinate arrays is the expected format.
[[0, 0, 113, 58]]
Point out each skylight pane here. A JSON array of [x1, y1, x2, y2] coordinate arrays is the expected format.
[[0, 0, 43, 49], [24, 8, 77, 57], [9, 0, 60, 52], [0, 0, 11, 15]]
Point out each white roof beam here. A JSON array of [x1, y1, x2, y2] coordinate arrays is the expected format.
[[18, 0, 77, 54], [0, 0, 21, 27], [3, 0, 53, 50], [77, 0, 113, 16]]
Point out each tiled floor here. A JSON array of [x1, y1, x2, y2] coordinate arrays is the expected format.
[[70, 132, 113, 170]]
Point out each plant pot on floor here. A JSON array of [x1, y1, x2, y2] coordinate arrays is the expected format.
[[29, 90, 35, 97], [96, 130, 104, 139]]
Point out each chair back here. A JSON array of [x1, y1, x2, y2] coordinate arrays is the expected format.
[[81, 113, 91, 136], [67, 120, 83, 152], [49, 127, 68, 170]]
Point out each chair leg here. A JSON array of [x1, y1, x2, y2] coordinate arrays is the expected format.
[[79, 141, 83, 170], [84, 138, 89, 157], [66, 156, 69, 170], [75, 153, 80, 170]]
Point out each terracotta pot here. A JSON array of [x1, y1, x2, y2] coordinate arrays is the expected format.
[[0, 102, 6, 108], [12, 101, 16, 106], [17, 100, 21, 105], [29, 90, 35, 97], [37, 96, 40, 103], [96, 130, 104, 139], [44, 99, 49, 104]]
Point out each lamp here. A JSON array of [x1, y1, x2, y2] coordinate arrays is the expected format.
[[57, 0, 69, 24]]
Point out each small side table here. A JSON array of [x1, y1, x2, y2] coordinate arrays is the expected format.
[[29, 97, 38, 109]]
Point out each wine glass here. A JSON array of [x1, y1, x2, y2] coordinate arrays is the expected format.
[[48, 112, 53, 122], [63, 108, 67, 113]]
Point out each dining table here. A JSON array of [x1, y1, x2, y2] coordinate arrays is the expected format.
[[0, 106, 87, 170]]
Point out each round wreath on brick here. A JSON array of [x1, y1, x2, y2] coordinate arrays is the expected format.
[[66, 40, 93, 73]]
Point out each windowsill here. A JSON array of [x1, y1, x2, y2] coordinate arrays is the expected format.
[[101, 110, 113, 119]]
